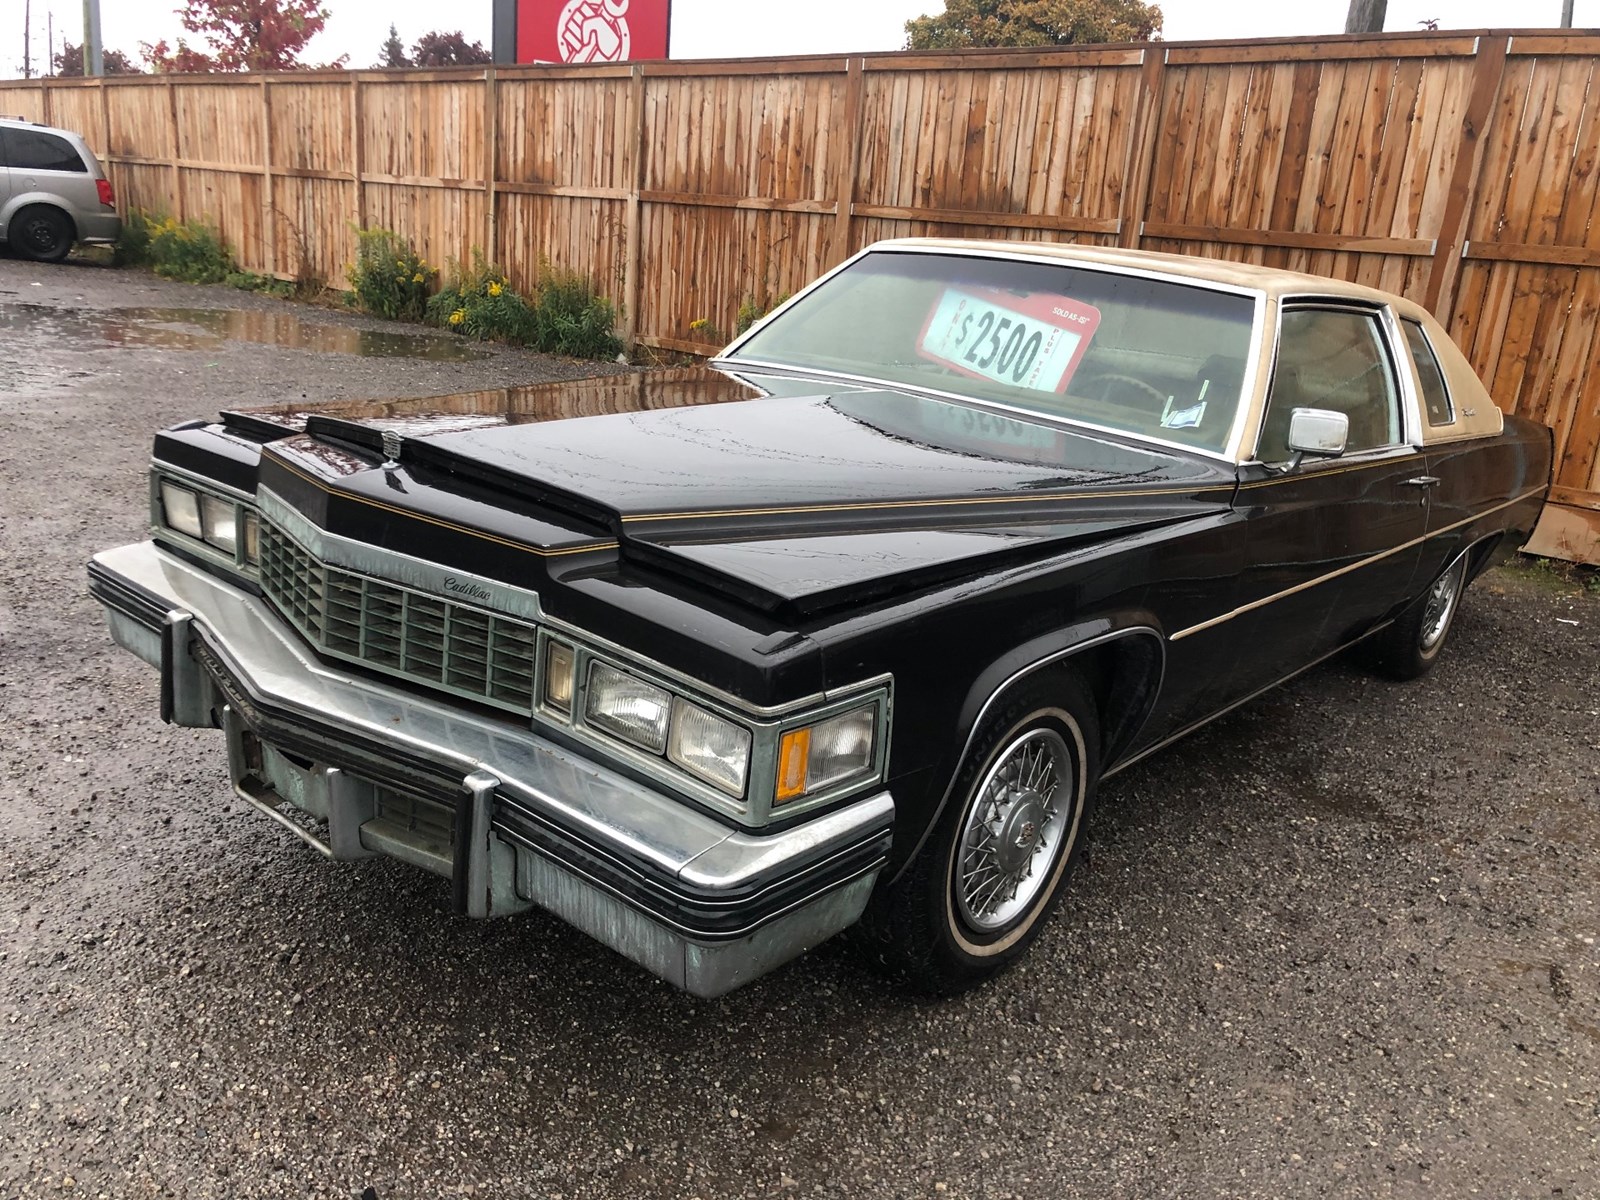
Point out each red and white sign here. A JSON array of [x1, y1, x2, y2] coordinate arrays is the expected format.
[[517, 0, 671, 63], [918, 287, 1101, 394]]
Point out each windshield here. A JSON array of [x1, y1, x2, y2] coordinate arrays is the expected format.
[[726, 250, 1259, 454]]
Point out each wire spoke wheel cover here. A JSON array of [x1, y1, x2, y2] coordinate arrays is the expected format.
[[953, 725, 1080, 937], [1420, 556, 1466, 652]]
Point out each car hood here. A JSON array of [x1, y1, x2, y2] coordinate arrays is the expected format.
[[234, 367, 1238, 615]]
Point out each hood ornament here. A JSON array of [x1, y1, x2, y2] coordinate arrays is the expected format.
[[380, 429, 403, 471]]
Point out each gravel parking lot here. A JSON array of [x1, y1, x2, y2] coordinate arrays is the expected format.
[[2, 256, 1597, 1200]]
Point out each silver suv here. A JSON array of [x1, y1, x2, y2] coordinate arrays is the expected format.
[[1, 116, 121, 263]]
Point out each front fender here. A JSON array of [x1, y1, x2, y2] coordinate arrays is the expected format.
[[889, 615, 1166, 882]]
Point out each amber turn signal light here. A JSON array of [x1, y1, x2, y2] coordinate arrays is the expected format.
[[775, 727, 812, 803]]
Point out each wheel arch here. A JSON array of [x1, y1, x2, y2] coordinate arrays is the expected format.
[[1462, 530, 1505, 585], [889, 618, 1165, 883], [1, 197, 79, 242]]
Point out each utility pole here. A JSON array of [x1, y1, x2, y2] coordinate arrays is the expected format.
[[1344, 0, 1387, 33], [82, 0, 103, 75], [48, 10, 54, 75], [1561, 0, 1575, 26], [23, 0, 32, 78]]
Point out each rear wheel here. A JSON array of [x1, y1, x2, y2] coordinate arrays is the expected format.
[[1361, 552, 1470, 681], [9, 205, 74, 263], [856, 672, 1099, 994]]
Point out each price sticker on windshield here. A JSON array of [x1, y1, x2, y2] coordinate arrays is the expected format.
[[917, 288, 1101, 393]]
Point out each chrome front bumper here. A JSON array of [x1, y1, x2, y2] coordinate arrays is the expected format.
[[87, 542, 893, 998]]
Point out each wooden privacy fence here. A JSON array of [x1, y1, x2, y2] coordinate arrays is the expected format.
[[3, 29, 1600, 561]]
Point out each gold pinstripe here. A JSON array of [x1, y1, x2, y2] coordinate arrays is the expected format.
[[621, 484, 1236, 524], [619, 451, 1453, 525], [263, 450, 618, 559], [1167, 486, 1547, 642]]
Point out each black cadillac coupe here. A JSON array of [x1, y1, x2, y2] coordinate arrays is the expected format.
[[88, 240, 1552, 996]]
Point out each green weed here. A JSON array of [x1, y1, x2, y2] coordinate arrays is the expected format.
[[530, 268, 622, 360], [735, 292, 791, 336], [117, 211, 235, 283], [347, 227, 434, 321], [425, 252, 535, 342], [425, 254, 621, 360], [224, 270, 296, 298]]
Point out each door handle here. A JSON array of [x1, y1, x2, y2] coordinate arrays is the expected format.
[[1401, 476, 1441, 488]]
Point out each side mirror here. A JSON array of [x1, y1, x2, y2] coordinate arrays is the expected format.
[[1285, 408, 1349, 469]]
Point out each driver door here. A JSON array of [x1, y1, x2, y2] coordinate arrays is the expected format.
[[1223, 301, 1428, 697]]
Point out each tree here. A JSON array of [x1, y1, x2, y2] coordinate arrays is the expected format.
[[55, 41, 144, 75], [142, 0, 346, 73], [375, 23, 409, 68], [1344, 0, 1387, 33], [409, 31, 492, 67], [905, 0, 1162, 49]]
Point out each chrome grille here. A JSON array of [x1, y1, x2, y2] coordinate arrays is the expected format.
[[257, 520, 537, 714]]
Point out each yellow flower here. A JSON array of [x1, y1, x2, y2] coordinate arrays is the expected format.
[[412, 272, 425, 284], [689, 317, 709, 331], [487, 281, 503, 297], [448, 308, 466, 326]]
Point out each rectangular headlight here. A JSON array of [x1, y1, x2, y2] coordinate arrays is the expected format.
[[776, 705, 876, 805], [585, 662, 671, 753], [668, 699, 750, 796], [160, 481, 203, 539], [200, 493, 237, 555]]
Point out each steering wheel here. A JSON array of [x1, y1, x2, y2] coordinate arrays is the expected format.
[[1076, 372, 1169, 409]]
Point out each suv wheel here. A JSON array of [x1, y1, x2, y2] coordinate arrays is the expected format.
[[10, 206, 74, 264]]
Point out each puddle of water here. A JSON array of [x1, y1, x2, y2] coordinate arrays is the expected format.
[[0, 302, 486, 361], [230, 365, 743, 435]]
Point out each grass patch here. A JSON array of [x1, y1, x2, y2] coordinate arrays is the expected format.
[[425, 255, 621, 360], [530, 269, 622, 360], [1500, 555, 1600, 598], [116, 211, 234, 284], [115, 212, 305, 298], [225, 270, 296, 298], [425, 253, 535, 342]]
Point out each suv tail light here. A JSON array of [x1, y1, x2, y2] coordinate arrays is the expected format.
[[96, 178, 115, 207]]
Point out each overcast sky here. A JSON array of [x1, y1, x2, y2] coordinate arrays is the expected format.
[[2, 0, 1596, 78]]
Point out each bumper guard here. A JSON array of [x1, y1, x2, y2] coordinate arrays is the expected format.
[[87, 542, 893, 997]]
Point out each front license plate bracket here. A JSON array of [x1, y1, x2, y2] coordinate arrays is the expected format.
[[221, 704, 379, 860]]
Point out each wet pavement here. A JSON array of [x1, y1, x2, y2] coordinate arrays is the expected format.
[[1, 256, 1598, 1199], [0, 302, 488, 362]]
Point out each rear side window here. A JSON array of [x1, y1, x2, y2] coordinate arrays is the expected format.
[[2, 127, 88, 173], [1402, 319, 1455, 426]]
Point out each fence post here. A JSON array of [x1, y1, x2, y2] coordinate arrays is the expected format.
[[1117, 46, 1166, 250], [483, 67, 499, 266], [350, 75, 367, 231], [97, 78, 111, 155], [622, 64, 646, 351], [828, 57, 865, 266], [1423, 34, 1509, 318], [167, 80, 184, 220], [98, 79, 113, 202], [40, 79, 52, 126], [260, 78, 276, 277]]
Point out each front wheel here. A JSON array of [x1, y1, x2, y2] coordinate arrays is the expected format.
[[1361, 552, 1470, 680], [9, 205, 74, 263], [856, 672, 1100, 994]]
